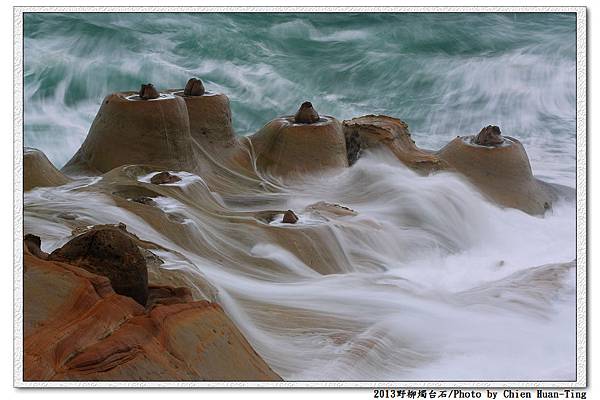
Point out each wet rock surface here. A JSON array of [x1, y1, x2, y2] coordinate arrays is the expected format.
[[138, 83, 160, 100], [23, 235, 281, 381], [472, 125, 504, 146], [294, 101, 320, 124], [282, 210, 299, 224], [150, 171, 182, 185], [183, 78, 205, 96]]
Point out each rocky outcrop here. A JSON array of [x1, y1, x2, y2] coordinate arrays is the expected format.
[[23, 234, 281, 381], [437, 134, 555, 215], [342, 115, 445, 172], [24, 147, 70, 191], [250, 106, 348, 177], [62, 91, 196, 174], [48, 225, 149, 305]]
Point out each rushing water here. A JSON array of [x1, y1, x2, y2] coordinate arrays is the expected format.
[[23, 12, 577, 381]]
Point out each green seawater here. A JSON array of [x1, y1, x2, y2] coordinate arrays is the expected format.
[[23, 12, 576, 185]]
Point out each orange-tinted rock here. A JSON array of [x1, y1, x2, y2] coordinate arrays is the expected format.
[[343, 115, 444, 172], [48, 226, 149, 305], [24, 234, 48, 260], [23, 247, 281, 381], [24, 147, 70, 191]]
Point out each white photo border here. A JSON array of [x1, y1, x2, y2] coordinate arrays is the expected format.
[[13, 6, 587, 388]]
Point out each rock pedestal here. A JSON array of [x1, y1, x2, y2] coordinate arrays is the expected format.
[[63, 90, 195, 174]]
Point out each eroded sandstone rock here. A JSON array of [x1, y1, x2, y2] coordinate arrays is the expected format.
[[342, 115, 444, 172], [24, 148, 70, 191], [23, 245, 281, 381], [48, 226, 149, 305], [63, 92, 195, 174]]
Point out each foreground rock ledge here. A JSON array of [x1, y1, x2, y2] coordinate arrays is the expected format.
[[23, 236, 281, 381]]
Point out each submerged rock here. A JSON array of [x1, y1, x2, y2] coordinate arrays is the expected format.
[[48, 225, 149, 305], [294, 101, 320, 124], [183, 78, 205, 96], [138, 83, 160, 100], [472, 125, 504, 146], [130, 196, 157, 206], [150, 171, 181, 185], [282, 210, 299, 224]]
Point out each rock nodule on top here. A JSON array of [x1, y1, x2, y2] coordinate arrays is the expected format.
[[183, 78, 206, 96], [473, 125, 504, 146], [294, 101, 320, 124], [139, 83, 160, 100]]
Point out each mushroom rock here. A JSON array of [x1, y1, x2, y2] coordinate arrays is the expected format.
[[282, 210, 299, 224], [437, 133, 555, 215], [294, 101, 320, 124], [62, 91, 195, 174], [343, 115, 445, 172], [24, 147, 70, 191], [472, 125, 505, 146], [250, 104, 348, 177], [138, 83, 160, 100], [183, 77, 205, 97], [48, 225, 149, 305], [23, 244, 281, 381], [170, 80, 236, 148]]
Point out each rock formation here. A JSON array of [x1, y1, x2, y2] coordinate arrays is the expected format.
[[150, 171, 181, 185], [23, 232, 281, 381], [138, 83, 160, 100], [250, 104, 348, 177], [48, 225, 149, 305], [472, 125, 504, 146], [343, 115, 445, 172], [282, 210, 299, 224], [62, 91, 196, 174], [437, 133, 556, 215], [183, 78, 206, 97], [24, 147, 70, 191], [294, 101, 320, 124]]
